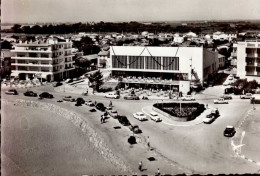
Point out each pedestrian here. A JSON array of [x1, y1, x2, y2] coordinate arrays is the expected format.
[[101, 115, 103, 124], [157, 168, 160, 176], [138, 161, 142, 171], [109, 100, 112, 107], [103, 116, 105, 123], [206, 104, 208, 109], [147, 136, 150, 150]]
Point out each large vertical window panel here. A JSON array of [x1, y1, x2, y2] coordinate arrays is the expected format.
[[112, 55, 127, 68], [129, 56, 144, 69], [163, 57, 179, 70], [146, 56, 161, 70]]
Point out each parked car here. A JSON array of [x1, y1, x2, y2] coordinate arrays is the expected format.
[[5, 89, 18, 95], [211, 108, 220, 117], [85, 101, 95, 106], [203, 114, 215, 124], [39, 92, 54, 98], [220, 94, 232, 100], [54, 82, 63, 87], [75, 97, 85, 106], [133, 112, 148, 121], [240, 93, 253, 99], [118, 115, 131, 126], [129, 124, 142, 134], [96, 103, 106, 111], [224, 126, 236, 137], [180, 95, 195, 101], [57, 100, 63, 103], [24, 91, 37, 97], [89, 108, 96, 112], [124, 94, 140, 100], [105, 93, 120, 99], [214, 98, 228, 104], [63, 96, 76, 102], [149, 112, 162, 122], [108, 110, 118, 118]]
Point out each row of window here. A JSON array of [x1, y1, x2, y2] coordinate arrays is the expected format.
[[112, 55, 179, 70]]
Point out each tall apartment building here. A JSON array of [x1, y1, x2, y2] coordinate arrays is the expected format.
[[236, 41, 260, 82], [11, 37, 75, 81], [110, 46, 219, 93]]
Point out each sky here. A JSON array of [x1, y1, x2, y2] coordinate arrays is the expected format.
[[1, 0, 260, 23]]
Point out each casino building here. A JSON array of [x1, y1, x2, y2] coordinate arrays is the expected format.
[[110, 46, 219, 93]]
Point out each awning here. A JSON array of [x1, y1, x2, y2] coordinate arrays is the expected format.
[[11, 72, 19, 77]]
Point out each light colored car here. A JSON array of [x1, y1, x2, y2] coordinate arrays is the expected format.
[[149, 112, 162, 122], [5, 89, 18, 95], [133, 112, 148, 121], [85, 101, 94, 106], [214, 98, 228, 104], [220, 95, 232, 100], [105, 93, 119, 99], [181, 95, 195, 101], [63, 96, 76, 102], [203, 114, 215, 124], [108, 110, 118, 118], [240, 93, 253, 99]]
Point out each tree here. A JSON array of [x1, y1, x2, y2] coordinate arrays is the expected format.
[[1, 40, 13, 49], [11, 24, 22, 33], [88, 70, 103, 91]]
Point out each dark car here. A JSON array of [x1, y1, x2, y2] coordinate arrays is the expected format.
[[124, 94, 140, 100], [211, 108, 219, 117], [224, 126, 236, 137], [5, 89, 18, 95], [96, 103, 106, 112], [24, 91, 37, 97], [75, 97, 85, 106], [39, 92, 54, 98], [54, 82, 63, 87], [129, 124, 142, 134], [89, 108, 97, 112], [118, 115, 131, 126]]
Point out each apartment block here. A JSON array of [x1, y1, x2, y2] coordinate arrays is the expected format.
[[11, 37, 75, 81], [236, 41, 260, 82]]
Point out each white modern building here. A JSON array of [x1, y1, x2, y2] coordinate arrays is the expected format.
[[236, 41, 260, 82], [110, 46, 219, 93], [11, 37, 75, 81]]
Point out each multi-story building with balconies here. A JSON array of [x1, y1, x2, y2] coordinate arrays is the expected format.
[[11, 37, 75, 81], [236, 41, 260, 82], [110, 46, 219, 94]]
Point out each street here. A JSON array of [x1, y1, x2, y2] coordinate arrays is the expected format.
[[1, 83, 260, 175]]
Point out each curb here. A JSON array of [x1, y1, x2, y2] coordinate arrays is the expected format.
[[141, 106, 203, 127]]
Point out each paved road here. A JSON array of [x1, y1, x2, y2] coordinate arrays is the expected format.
[[2, 83, 260, 174]]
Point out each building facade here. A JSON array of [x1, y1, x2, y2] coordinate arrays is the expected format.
[[236, 41, 260, 82], [11, 37, 75, 81], [110, 46, 219, 94]]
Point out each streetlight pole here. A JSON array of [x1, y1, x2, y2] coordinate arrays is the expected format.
[[190, 57, 192, 93]]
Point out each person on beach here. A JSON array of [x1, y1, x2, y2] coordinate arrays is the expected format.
[[147, 136, 150, 150], [157, 168, 160, 176], [100, 115, 103, 124], [139, 161, 142, 171]]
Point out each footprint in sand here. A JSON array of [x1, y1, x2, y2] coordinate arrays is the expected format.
[[21, 118, 29, 130]]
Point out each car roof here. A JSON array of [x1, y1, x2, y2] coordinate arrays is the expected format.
[[226, 125, 234, 128], [136, 112, 144, 115], [150, 112, 158, 116]]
